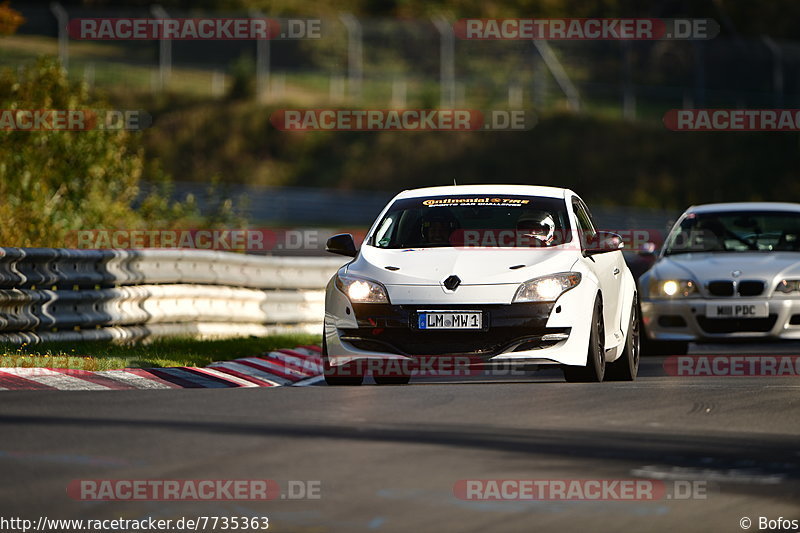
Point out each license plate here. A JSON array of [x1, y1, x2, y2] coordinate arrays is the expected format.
[[705, 302, 769, 318], [417, 311, 482, 330]]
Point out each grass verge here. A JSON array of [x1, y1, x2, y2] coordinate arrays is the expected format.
[[0, 334, 321, 371]]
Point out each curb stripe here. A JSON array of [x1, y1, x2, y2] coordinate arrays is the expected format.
[[207, 361, 288, 386], [298, 345, 323, 354], [205, 366, 277, 387], [0, 371, 58, 390], [50, 369, 135, 390], [146, 368, 213, 388], [235, 358, 306, 381], [189, 367, 261, 388], [0, 345, 323, 390], [277, 348, 323, 360], [1, 368, 109, 391], [261, 352, 321, 375], [123, 369, 184, 389], [98, 370, 176, 390], [172, 367, 247, 388], [292, 375, 326, 387]]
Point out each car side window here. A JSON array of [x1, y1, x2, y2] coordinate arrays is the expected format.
[[572, 199, 596, 245]]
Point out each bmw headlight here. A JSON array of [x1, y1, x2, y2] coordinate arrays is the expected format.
[[776, 279, 800, 294], [335, 273, 390, 303], [649, 279, 698, 298], [513, 272, 581, 303]]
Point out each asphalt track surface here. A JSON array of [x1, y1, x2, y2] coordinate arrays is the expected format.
[[0, 344, 798, 533]]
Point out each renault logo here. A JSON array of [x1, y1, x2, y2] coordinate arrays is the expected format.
[[443, 275, 461, 291]]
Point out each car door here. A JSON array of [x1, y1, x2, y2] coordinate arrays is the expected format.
[[572, 198, 624, 347]]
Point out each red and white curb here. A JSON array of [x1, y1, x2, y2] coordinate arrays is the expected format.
[[0, 345, 324, 391]]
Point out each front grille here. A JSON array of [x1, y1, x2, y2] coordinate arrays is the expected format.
[[790, 314, 800, 325], [341, 327, 570, 356], [696, 314, 777, 334], [738, 280, 765, 296], [707, 281, 734, 296], [706, 280, 765, 297]]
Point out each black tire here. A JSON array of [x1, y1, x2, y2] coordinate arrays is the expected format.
[[563, 295, 605, 383], [322, 336, 364, 386], [607, 295, 640, 381], [374, 375, 411, 385]]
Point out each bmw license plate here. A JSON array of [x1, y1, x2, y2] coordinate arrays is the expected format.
[[417, 311, 482, 330], [705, 302, 768, 318]]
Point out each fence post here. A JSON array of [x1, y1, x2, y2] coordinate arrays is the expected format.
[[49, 2, 69, 71], [251, 10, 270, 102], [763, 36, 784, 108], [692, 40, 705, 107], [622, 40, 636, 120], [533, 56, 548, 108], [150, 5, 171, 92], [391, 77, 407, 107], [432, 16, 455, 108], [532, 40, 579, 111], [211, 70, 225, 96], [508, 82, 522, 108], [339, 14, 363, 100]]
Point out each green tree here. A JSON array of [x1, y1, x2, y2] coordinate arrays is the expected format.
[[0, 58, 235, 247]]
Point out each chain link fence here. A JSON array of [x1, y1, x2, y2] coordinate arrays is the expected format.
[[4, 5, 798, 120]]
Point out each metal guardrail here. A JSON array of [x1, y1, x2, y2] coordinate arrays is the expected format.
[[0, 248, 347, 343]]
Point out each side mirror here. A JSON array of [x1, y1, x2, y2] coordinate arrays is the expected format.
[[326, 233, 358, 257], [638, 242, 657, 257], [585, 231, 624, 255]]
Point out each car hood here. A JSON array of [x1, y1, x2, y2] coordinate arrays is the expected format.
[[653, 252, 800, 282], [347, 245, 580, 285]]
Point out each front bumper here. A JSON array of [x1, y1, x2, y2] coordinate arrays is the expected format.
[[325, 280, 598, 368], [340, 302, 568, 357], [641, 297, 800, 341]]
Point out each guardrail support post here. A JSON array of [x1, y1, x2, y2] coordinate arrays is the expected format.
[[151, 5, 171, 92], [339, 14, 363, 101], [432, 16, 455, 108], [50, 2, 69, 71], [251, 10, 271, 102]]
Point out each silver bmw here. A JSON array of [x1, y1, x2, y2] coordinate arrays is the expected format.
[[639, 202, 800, 355]]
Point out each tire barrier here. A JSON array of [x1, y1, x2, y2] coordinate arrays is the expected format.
[[0, 248, 346, 343]]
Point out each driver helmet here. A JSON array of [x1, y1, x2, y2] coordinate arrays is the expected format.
[[421, 209, 459, 243], [517, 210, 556, 245]]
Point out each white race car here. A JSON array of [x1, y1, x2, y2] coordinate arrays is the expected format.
[[322, 185, 639, 385]]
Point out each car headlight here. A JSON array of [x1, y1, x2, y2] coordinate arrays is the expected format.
[[776, 279, 800, 294], [335, 273, 390, 303], [513, 272, 581, 303], [649, 279, 698, 298]]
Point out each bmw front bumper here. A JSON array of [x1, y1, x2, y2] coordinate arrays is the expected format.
[[641, 298, 800, 341]]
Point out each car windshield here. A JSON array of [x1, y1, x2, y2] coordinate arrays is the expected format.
[[369, 195, 572, 249], [664, 211, 800, 255]]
